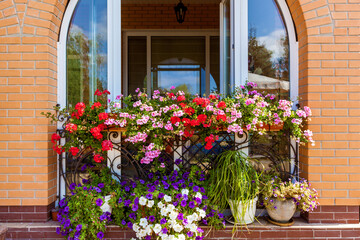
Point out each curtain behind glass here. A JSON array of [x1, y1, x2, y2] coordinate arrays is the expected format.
[[66, 0, 107, 107]]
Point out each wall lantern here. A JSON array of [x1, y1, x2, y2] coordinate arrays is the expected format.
[[174, 0, 187, 24]]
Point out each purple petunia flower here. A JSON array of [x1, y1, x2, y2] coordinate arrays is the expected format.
[[183, 172, 190, 179], [121, 220, 126, 225], [163, 176, 168, 181], [132, 204, 138, 211], [140, 179, 145, 184], [218, 213, 224, 218], [82, 179, 89, 184], [183, 219, 188, 225], [97, 231, 104, 239], [129, 213, 136, 220], [98, 183, 104, 189], [173, 201, 178, 207], [64, 206, 69, 213], [132, 182, 137, 188], [99, 214, 107, 221], [189, 201, 195, 209], [189, 182, 194, 187], [134, 197, 139, 205], [195, 236, 204, 240], [95, 187, 102, 193], [148, 215, 155, 222], [145, 236, 151, 240], [161, 228, 168, 234], [96, 198, 103, 207], [125, 186, 131, 192], [158, 192, 165, 198], [181, 200, 187, 207], [146, 193, 153, 200], [160, 218, 167, 224], [64, 219, 71, 228], [56, 227, 61, 235], [148, 185, 156, 192], [195, 197, 202, 205], [163, 183, 170, 189], [187, 231, 193, 237], [83, 186, 88, 191], [59, 199, 66, 207], [148, 173, 154, 179], [69, 183, 76, 190], [177, 213, 184, 220], [76, 224, 82, 232], [202, 219, 208, 225], [193, 186, 199, 192], [124, 199, 131, 207], [175, 159, 182, 165], [118, 197, 123, 203], [127, 222, 133, 229]]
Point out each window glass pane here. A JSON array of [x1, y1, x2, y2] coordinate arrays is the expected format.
[[128, 37, 147, 95], [210, 36, 220, 93], [248, 0, 289, 99], [151, 37, 205, 95], [66, 0, 107, 107]]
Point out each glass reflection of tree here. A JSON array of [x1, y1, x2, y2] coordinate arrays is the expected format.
[[248, 27, 275, 78], [67, 31, 106, 107]]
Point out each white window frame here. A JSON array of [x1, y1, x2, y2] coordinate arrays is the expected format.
[[123, 30, 219, 97]]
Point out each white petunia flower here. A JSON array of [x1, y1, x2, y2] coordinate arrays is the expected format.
[[139, 218, 148, 228], [181, 189, 189, 196], [195, 192, 202, 199], [139, 196, 147, 206], [158, 201, 164, 208], [147, 200, 154, 208], [178, 234, 186, 240], [169, 211, 178, 220], [173, 223, 183, 233], [153, 224, 162, 234], [132, 223, 140, 232], [167, 204, 175, 212], [189, 224, 197, 232], [164, 195, 172, 202], [198, 209, 206, 218], [161, 208, 168, 216]]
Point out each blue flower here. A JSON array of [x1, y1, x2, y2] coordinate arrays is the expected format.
[[129, 213, 136, 220], [59, 199, 66, 207], [56, 227, 61, 235], [161, 228, 168, 234], [173, 201, 179, 207], [118, 197, 123, 203], [121, 220, 126, 225], [158, 193, 165, 198], [98, 183, 104, 189], [200, 187, 205, 193], [99, 214, 107, 221], [187, 231, 194, 237], [139, 179, 145, 184], [125, 186, 130, 192], [146, 193, 153, 200], [202, 219, 208, 225], [96, 198, 103, 207], [175, 159, 182, 165], [132, 204, 138, 211], [193, 186, 199, 192], [145, 236, 151, 240], [180, 200, 187, 207], [177, 213, 184, 220], [64, 206, 69, 213], [148, 185, 156, 192], [95, 187, 102, 193], [189, 201, 195, 209], [124, 200, 131, 207], [97, 231, 104, 239], [160, 218, 167, 224], [189, 182, 194, 187], [148, 173, 154, 179], [64, 219, 71, 228]]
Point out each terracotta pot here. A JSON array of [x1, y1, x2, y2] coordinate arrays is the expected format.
[[228, 197, 258, 225], [51, 210, 59, 221], [266, 198, 296, 223]]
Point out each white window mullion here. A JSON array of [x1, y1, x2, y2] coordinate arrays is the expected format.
[[108, 0, 122, 101], [233, 0, 248, 87]]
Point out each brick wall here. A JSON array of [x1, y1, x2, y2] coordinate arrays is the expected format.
[[0, 0, 68, 212], [286, 0, 360, 207], [0, 0, 359, 224], [122, 4, 219, 29]]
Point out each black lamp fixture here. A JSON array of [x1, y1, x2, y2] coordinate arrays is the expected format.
[[174, 0, 187, 24]]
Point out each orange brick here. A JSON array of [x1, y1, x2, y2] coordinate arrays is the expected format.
[[8, 191, 34, 198], [322, 174, 348, 181], [0, 183, 20, 190], [22, 198, 51, 205], [22, 182, 49, 190], [8, 175, 35, 182], [322, 190, 348, 198], [349, 174, 360, 181], [0, 199, 21, 205], [322, 109, 348, 116]]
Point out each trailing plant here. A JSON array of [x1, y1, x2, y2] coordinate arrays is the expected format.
[[110, 161, 225, 240], [261, 176, 319, 212], [208, 150, 261, 225], [56, 165, 116, 240], [43, 82, 314, 171]]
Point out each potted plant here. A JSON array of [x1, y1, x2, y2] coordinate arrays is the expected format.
[[261, 176, 319, 224], [208, 150, 261, 225], [51, 206, 59, 221]]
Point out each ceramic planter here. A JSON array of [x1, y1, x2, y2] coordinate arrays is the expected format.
[[228, 196, 258, 225], [100, 195, 112, 213], [266, 198, 296, 223]]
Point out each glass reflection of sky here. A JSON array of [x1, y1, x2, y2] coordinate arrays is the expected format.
[[156, 65, 201, 95], [248, 0, 287, 61]]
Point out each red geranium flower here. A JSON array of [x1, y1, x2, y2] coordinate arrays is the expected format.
[[170, 116, 181, 124], [217, 101, 226, 109], [101, 140, 113, 151], [168, 93, 175, 98], [102, 90, 111, 95], [197, 114, 207, 123], [51, 133, 61, 144], [177, 95, 186, 102], [98, 112, 108, 121], [69, 147, 79, 156], [209, 94, 218, 100], [184, 107, 195, 116], [53, 145, 64, 154], [179, 103, 187, 108], [182, 118, 191, 127], [216, 114, 227, 122], [94, 154, 104, 163], [75, 102, 85, 110], [91, 102, 102, 110], [184, 129, 194, 138], [190, 119, 200, 127], [94, 89, 103, 96], [65, 123, 77, 133], [90, 127, 103, 140]]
